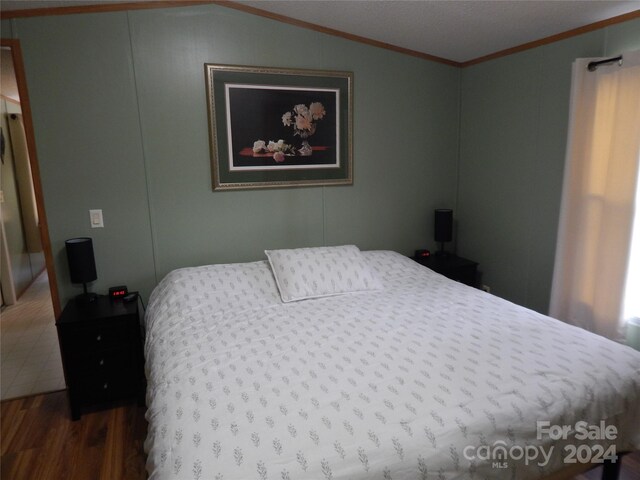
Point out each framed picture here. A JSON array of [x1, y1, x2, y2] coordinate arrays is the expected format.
[[205, 64, 353, 190]]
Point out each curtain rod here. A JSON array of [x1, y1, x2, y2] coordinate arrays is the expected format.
[[587, 55, 623, 71]]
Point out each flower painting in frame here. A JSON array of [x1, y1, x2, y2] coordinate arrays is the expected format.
[[205, 64, 353, 190]]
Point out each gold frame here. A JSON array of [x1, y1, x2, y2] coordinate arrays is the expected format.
[[205, 63, 353, 191]]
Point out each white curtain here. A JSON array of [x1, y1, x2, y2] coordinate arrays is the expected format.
[[549, 50, 640, 340]]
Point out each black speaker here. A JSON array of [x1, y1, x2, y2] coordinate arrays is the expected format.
[[65, 237, 98, 302], [434, 209, 453, 242], [434, 209, 453, 255]]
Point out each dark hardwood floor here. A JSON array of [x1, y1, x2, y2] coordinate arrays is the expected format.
[[1, 390, 638, 480], [1, 390, 146, 480], [578, 452, 640, 480]]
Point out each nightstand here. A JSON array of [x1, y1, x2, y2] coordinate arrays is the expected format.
[[56, 295, 145, 420], [412, 254, 479, 287]]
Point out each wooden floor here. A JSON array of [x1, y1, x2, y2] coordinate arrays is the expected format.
[[1, 390, 638, 480], [576, 452, 640, 480], [1, 390, 147, 480]]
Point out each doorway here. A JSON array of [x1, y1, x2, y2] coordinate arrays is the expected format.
[[1, 40, 62, 400]]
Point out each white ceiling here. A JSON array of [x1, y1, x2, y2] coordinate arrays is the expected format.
[[238, 0, 640, 62], [2, 0, 639, 63]]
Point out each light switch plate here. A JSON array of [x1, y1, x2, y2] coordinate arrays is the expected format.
[[89, 209, 104, 228]]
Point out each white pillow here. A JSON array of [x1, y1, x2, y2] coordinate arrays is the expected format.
[[265, 245, 383, 302]]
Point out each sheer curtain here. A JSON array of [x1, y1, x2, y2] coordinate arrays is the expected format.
[[549, 50, 640, 340]]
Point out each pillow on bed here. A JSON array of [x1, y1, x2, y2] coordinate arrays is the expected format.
[[265, 245, 383, 302]]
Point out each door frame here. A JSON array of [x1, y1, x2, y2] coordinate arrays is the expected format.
[[1, 38, 61, 318]]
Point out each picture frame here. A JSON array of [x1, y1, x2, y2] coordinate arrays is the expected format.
[[205, 64, 353, 191]]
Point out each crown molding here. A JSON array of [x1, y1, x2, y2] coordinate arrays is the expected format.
[[1, 2, 639, 68], [461, 9, 640, 67]]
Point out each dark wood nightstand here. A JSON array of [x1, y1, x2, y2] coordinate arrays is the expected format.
[[412, 254, 479, 287], [56, 295, 145, 420]]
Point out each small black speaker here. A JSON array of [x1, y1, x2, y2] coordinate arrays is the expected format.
[[434, 209, 453, 243], [65, 237, 98, 302]]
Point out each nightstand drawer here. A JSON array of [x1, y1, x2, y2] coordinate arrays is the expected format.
[[79, 374, 137, 404], [67, 348, 136, 383], [63, 321, 132, 352], [443, 264, 476, 285], [71, 348, 134, 378], [411, 254, 479, 288]]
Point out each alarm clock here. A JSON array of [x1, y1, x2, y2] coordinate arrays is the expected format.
[[108, 285, 128, 299]]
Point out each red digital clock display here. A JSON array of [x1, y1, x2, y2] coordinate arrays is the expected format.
[[109, 285, 128, 299]]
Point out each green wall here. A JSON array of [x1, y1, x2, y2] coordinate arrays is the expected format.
[[9, 4, 459, 304], [7, 4, 639, 312], [1, 19, 12, 37], [458, 18, 640, 314]]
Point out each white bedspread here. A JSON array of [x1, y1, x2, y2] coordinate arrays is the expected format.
[[144, 251, 640, 480]]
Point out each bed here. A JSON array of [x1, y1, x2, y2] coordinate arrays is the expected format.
[[143, 247, 640, 480]]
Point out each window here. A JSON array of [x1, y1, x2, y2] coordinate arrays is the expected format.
[[623, 160, 640, 321], [549, 51, 640, 340]]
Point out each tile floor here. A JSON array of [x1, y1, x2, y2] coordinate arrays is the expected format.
[[1, 271, 65, 400]]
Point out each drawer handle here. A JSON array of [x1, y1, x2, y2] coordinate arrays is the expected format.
[[103, 383, 108, 390], [96, 335, 102, 342], [99, 359, 105, 366]]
